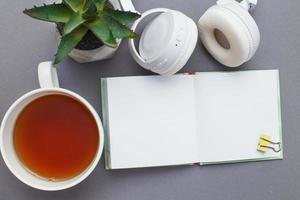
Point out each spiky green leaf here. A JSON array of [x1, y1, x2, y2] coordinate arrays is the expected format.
[[93, 0, 107, 11], [54, 26, 88, 64], [105, 8, 141, 26], [63, 0, 85, 12], [82, 1, 98, 19], [83, 0, 92, 11], [85, 16, 117, 48], [104, 15, 137, 39], [63, 12, 86, 35], [23, 3, 72, 23]]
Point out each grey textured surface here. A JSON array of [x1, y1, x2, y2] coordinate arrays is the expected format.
[[0, 0, 299, 199]]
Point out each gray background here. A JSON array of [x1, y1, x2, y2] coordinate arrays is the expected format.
[[0, 0, 299, 199]]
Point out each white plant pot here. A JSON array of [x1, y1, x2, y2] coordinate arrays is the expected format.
[[57, 0, 123, 63]]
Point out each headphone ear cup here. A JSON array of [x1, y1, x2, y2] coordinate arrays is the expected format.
[[198, 3, 260, 67], [159, 11, 198, 75], [223, 3, 260, 61], [137, 10, 198, 75]]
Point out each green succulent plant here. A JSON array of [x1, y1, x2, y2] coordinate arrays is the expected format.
[[24, 0, 141, 64]]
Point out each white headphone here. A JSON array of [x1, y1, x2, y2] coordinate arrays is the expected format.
[[198, 0, 260, 67], [120, 0, 260, 74], [119, 0, 198, 75], [128, 8, 198, 75]]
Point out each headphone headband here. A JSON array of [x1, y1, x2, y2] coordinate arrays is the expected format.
[[217, 0, 258, 11], [118, 0, 137, 12]]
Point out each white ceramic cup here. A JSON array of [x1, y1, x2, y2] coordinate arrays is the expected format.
[[0, 61, 104, 191]]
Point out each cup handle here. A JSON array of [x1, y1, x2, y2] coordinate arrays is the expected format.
[[38, 61, 60, 88]]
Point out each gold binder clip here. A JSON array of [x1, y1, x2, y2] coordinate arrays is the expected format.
[[257, 134, 281, 153]]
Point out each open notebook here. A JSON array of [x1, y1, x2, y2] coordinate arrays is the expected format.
[[101, 70, 283, 169]]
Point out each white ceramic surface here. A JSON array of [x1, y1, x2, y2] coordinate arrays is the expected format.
[[0, 61, 105, 191]]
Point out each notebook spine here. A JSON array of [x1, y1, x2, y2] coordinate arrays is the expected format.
[[100, 78, 112, 170]]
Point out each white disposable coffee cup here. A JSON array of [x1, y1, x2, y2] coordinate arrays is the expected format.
[[0, 61, 104, 191]]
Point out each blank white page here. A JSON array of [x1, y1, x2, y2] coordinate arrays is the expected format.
[[105, 75, 199, 169], [194, 70, 282, 163]]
